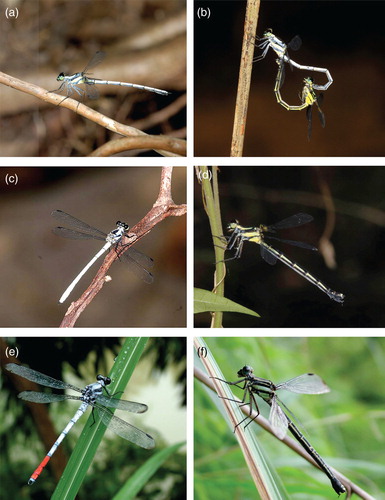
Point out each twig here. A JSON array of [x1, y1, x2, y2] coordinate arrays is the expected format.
[[90, 134, 186, 157], [195, 366, 375, 500], [0, 71, 182, 157], [230, 0, 260, 156], [59, 167, 186, 328], [130, 93, 186, 131]]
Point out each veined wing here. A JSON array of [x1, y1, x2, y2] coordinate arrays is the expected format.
[[51, 210, 107, 239], [277, 373, 330, 394], [5, 363, 81, 392], [17, 392, 73, 403], [269, 395, 288, 440], [96, 394, 148, 413], [118, 247, 154, 284], [96, 407, 155, 449]]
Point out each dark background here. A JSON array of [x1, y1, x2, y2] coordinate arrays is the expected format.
[[194, 166, 385, 327], [194, 1, 385, 156]]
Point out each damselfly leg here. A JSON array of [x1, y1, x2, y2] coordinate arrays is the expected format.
[[225, 213, 344, 303], [213, 365, 346, 495]]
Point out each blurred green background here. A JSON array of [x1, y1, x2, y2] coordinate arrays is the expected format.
[[194, 337, 385, 499], [1, 337, 186, 500]]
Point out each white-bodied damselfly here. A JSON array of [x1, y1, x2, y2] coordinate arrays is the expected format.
[[52, 209, 153, 303], [254, 29, 333, 91], [51, 51, 169, 102]]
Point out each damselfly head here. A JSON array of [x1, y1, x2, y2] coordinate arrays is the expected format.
[[227, 220, 239, 231], [238, 365, 254, 377], [96, 375, 111, 385], [57, 72, 65, 82], [116, 221, 129, 231]]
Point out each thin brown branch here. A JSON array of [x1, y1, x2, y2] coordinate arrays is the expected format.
[[89, 134, 186, 157], [59, 167, 186, 328], [0, 71, 181, 157], [0, 28, 185, 116], [195, 367, 374, 499], [130, 93, 186, 131]]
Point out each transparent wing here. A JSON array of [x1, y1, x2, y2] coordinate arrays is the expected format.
[[318, 108, 326, 128], [82, 51, 106, 73], [17, 391, 76, 403], [265, 235, 317, 251], [121, 247, 154, 269], [52, 227, 106, 241], [96, 407, 155, 449], [260, 243, 278, 266], [288, 35, 302, 51], [316, 95, 326, 128], [306, 106, 313, 140], [5, 363, 82, 392], [266, 213, 314, 232], [118, 247, 154, 284], [51, 210, 107, 239], [277, 373, 330, 394], [84, 83, 100, 100], [96, 394, 148, 413], [269, 396, 288, 440]]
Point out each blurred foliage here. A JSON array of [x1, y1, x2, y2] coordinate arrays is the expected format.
[[194, 337, 385, 499], [1, 337, 186, 500]]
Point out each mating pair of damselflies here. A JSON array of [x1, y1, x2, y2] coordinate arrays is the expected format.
[[51, 210, 153, 303], [255, 29, 330, 139], [213, 365, 346, 495], [225, 213, 345, 303], [255, 29, 333, 92], [5, 362, 154, 485]]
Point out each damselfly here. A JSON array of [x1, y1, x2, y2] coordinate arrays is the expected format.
[[51, 51, 169, 102], [273, 60, 326, 139], [274, 59, 309, 111], [5, 362, 154, 484], [254, 29, 302, 67], [301, 77, 326, 140], [52, 209, 154, 303], [213, 365, 346, 495], [254, 28, 302, 90], [226, 213, 344, 303], [255, 29, 333, 91]]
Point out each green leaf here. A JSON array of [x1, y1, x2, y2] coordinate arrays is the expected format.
[[194, 339, 286, 499], [51, 338, 149, 500], [112, 441, 185, 500], [194, 288, 260, 317]]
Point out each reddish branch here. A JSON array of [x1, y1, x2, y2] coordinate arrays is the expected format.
[[59, 167, 186, 327]]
